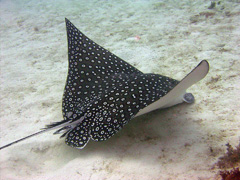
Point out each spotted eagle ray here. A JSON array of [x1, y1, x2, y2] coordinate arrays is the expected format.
[[0, 18, 209, 150]]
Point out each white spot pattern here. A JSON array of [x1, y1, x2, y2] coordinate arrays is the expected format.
[[57, 19, 179, 149]]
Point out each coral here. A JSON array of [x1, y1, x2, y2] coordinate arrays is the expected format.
[[219, 168, 240, 180], [216, 141, 240, 169]]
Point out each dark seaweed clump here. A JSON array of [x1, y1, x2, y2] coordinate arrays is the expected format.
[[216, 141, 240, 179], [219, 168, 240, 180], [216, 141, 240, 169]]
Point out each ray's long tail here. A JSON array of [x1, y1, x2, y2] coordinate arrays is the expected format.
[[0, 120, 70, 150]]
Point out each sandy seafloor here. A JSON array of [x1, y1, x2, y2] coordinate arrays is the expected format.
[[0, 0, 240, 179]]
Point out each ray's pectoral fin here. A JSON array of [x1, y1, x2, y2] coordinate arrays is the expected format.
[[135, 60, 209, 117]]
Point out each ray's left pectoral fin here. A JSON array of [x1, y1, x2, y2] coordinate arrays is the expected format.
[[135, 60, 209, 117]]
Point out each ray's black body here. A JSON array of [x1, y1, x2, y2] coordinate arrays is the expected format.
[[55, 19, 179, 148]]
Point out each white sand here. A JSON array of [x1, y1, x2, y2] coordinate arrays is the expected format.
[[0, 0, 239, 179]]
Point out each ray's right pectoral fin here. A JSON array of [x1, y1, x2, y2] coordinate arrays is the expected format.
[[163, 60, 209, 106], [65, 123, 90, 149], [135, 60, 209, 116]]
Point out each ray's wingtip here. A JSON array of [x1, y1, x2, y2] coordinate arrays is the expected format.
[[200, 60, 210, 70], [65, 18, 71, 25], [197, 60, 210, 78]]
